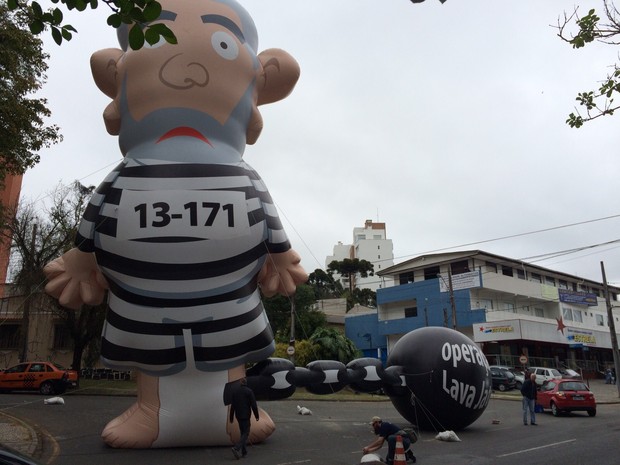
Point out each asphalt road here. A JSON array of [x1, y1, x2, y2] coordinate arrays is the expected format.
[[0, 394, 619, 465]]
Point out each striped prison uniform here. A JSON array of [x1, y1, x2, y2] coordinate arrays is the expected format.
[[75, 157, 290, 376]]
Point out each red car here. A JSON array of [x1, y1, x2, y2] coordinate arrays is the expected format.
[[537, 379, 596, 417], [0, 362, 78, 395]]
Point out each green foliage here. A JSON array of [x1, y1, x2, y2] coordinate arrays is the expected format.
[[308, 327, 361, 364], [327, 258, 374, 296], [558, 1, 620, 127], [308, 268, 344, 299], [273, 340, 318, 367], [0, 4, 61, 182], [262, 284, 327, 343], [7, 0, 176, 49]]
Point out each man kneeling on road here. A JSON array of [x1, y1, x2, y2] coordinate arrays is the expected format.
[[362, 416, 415, 464]]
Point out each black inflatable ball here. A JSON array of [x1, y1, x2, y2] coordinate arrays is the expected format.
[[384, 327, 492, 431]]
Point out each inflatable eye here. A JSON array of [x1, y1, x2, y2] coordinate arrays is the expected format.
[[211, 30, 239, 60], [143, 32, 168, 49]]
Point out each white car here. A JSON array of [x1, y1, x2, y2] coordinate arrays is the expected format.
[[530, 367, 562, 386]]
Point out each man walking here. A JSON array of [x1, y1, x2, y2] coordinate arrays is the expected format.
[[229, 378, 259, 459], [520, 372, 538, 425]]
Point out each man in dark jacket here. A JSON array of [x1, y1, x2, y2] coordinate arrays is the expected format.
[[520, 372, 538, 425], [229, 377, 259, 459]]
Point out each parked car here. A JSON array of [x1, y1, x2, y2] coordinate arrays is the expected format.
[[490, 366, 525, 389], [0, 362, 78, 395], [490, 366, 516, 391], [558, 368, 581, 379], [0, 444, 43, 465], [529, 366, 562, 386], [537, 379, 596, 417]]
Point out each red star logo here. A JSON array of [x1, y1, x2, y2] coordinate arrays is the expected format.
[[556, 317, 567, 334], [479, 327, 484, 332]]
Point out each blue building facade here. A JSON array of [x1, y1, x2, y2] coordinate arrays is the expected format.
[[345, 274, 486, 363]]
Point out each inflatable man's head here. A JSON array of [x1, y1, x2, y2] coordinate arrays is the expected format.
[[91, 0, 300, 159]]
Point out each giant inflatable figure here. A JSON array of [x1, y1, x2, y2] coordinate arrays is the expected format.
[[44, 0, 490, 449], [44, 0, 307, 448]]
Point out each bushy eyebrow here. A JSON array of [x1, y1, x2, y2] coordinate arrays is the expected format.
[[158, 10, 178, 21], [200, 14, 245, 43]]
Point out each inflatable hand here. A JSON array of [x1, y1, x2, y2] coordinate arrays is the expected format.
[[44, 248, 108, 309], [258, 250, 308, 297]]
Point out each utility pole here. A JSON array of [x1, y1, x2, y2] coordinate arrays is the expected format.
[[600, 261, 620, 398], [448, 268, 457, 330], [288, 300, 296, 365]]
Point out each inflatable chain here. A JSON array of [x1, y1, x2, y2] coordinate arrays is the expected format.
[[242, 357, 407, 400]]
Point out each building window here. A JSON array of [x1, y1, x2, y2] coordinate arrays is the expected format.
[[404, 307, 418, 318], [451, 260, 470, 274], [501, 302, 515, 313], [563, 307, 573, 321], [558, 280, 568, 290], [479, 299, 493, 310], [545, 276, 556, 287], [534, 307, 544, 318], [517, 269, 526, 280], [424, 266, 440, 281], [573, 310, 583, 323], [501, 266, 513, 277], [596, 314, 605, 326], [53, 324, 73, 350], [0, 324, 20, 349], [579, 284, 589, 292], [592, 288, 601, 297], [530, 273, 542, 283], [485, 261, 497, 273], [399, 272, 414, 285]]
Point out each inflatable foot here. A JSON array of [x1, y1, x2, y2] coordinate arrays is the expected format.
[[102, 401, 159, 448]]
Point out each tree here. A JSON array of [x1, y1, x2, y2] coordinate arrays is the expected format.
[[557, 1, 620, 127], [327, 258, 374, 295], [262, 284, 327, 343], [307, 268, 343, 299], [7, 0, 176, 49], [0, 4, 61, 184], [308, 327, 360, 364], [0, 182, 106, 369]]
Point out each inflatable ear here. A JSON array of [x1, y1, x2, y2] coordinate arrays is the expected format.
[[90, 48, 124, 135], [247, 48, 300, 145], [257, 48, 300, 105]]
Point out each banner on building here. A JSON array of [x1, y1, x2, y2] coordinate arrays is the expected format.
[[558, 289, 598, 306], [474, 321, 522, 342], [566, 328, 597, 347], [439, 270, 482, 293]]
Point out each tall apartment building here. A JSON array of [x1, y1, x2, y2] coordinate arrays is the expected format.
[[325, 220, 394, 292], [345, 249, 620, 375]]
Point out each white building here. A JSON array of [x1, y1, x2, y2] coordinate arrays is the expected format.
[[326, 220, 394, 292], [353, 250, 620, 376]]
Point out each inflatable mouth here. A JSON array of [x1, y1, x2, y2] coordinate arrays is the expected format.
[[157, 127, 213, 146]]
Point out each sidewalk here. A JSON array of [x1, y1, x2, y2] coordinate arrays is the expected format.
[[491, 378, 620, 404], [0, 410, 38, 457]]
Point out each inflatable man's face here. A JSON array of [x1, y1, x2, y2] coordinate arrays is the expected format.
[[91, 0, 299, 151]]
